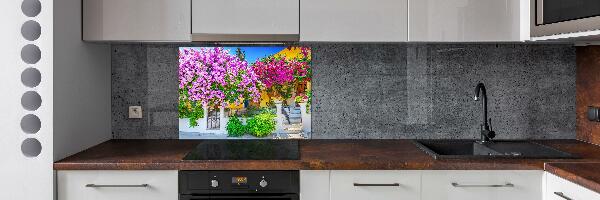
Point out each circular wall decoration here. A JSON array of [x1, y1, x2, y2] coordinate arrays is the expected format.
[[21, 68, 41, 88], [21, 0, 44, 160], [21, 0, 41, 17], [20, 114, 41, 134], [21, 138, 42, 157], [21, 44, 41, 64], [21, 20, 41, 41], [21, 91, 42, 111]]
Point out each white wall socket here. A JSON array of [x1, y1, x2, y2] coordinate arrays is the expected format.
[[128, 106, 143, 119]]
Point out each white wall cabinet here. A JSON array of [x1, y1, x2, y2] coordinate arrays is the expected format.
[[57, 170, 178, 200], [330, 170, 421, 200], [192, 0, 299, 41], [421, 170, 543, 200], [80, 0, 532, 42], [82, 0, 191, 41], [409, 0, 529, 42], [545, 172, 600, 200], [300, 0, 408, 42]]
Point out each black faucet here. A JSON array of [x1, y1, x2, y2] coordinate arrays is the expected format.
[[474, 83, 495, 143]]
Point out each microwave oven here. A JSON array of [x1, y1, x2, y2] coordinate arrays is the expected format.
[[532, 0, 600, 37]]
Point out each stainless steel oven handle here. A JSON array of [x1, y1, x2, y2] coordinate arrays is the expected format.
[[451, 182, 514, 188], [554, 192, 574, 200], [85, 184, 149, 188], [353, 183, 400, 187]]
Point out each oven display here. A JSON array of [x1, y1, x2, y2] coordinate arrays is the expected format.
[[232, 177, 248, 185]]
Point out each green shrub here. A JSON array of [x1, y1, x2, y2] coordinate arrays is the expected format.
[[243, 106, 275, 118], [178, 99, 204, 127], [306, 89, 312, 113], [226, 116, 246, 137], [246, 112, 277, 137]]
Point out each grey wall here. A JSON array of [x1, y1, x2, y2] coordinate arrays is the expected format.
[[54, 0, 112, 161], [112, 44, 576, 139]]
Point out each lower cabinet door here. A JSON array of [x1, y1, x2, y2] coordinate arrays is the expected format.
[[421, 170, 543, 200], [300, 170, 330, 200], [57, 170, 178, 200], [545, 172, 600, 200], [330, 170, 421, 200]]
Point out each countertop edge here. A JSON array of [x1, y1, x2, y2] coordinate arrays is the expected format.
[[52, 139, 600, 191], [545, 162, 600, 194]]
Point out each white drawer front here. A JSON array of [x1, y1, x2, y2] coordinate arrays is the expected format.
[[422, 170, 543, 200], [57, 170, 178, 200], [330, 170, 421, 200], [545, 173, 600, 200]]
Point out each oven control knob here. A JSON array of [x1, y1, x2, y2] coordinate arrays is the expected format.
[[211, 180, 219, 188], [259, 179, 268, 188]]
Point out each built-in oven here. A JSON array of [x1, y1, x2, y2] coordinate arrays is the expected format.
[[532, 0, 600, 37], [179, 171, 299, 200]]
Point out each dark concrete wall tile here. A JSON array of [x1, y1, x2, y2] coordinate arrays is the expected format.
[[111, 43, 576, 140]]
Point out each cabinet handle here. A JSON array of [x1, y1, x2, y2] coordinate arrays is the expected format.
[[553, 192, 573, 200], [85, 184, 149, 188], [451, 182, 514, 188], [353, 183, 400, 187]]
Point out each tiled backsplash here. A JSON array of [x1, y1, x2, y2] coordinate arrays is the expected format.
[[112, 44, 576, 139]]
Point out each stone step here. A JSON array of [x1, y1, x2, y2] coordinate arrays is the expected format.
[[288, 118, 302, 123]]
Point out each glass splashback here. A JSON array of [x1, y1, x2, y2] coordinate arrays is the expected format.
[[178, 46, 312, 139]]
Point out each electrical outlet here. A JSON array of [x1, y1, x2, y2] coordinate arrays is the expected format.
[[129, 106, 142, 119]]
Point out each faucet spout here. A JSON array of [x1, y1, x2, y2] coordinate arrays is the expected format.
[[474, 83, 495, 142]]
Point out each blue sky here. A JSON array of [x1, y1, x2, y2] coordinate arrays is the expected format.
[[181, 46, 285, 65]]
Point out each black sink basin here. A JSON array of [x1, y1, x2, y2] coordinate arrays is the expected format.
[[413, 140, 577, 160]]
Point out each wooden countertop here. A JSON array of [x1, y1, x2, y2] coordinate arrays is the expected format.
[[54, 139, 600, 194], [545, 162, 600, 194], [54, 139, 600, 171]]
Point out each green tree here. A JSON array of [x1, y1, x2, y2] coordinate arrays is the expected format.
[[235, 47, 246, 61]]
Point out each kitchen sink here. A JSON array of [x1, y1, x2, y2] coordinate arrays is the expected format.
[[413, 140, 577, 159]]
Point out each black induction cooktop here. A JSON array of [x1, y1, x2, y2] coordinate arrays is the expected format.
[[182, 140, 300, 160]]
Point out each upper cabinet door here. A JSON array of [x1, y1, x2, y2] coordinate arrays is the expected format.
[[191, 0, 300, 41], [82, 0, 191, 42], [409, 0, 529, 42], [300, 0, 408, 42]]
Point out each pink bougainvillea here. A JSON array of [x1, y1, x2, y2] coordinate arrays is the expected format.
[[251, 47, 312, 99], [252, 57, 294, 88], [179, 47, 261, 107]]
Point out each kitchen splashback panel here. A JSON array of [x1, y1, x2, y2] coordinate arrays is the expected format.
[[178, 46, 312, 139], [112, 44, 575, 139]]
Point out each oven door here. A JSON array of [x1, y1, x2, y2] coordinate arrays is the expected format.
[[180, 194, 299, 200], [532, 0, 600, 37]]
